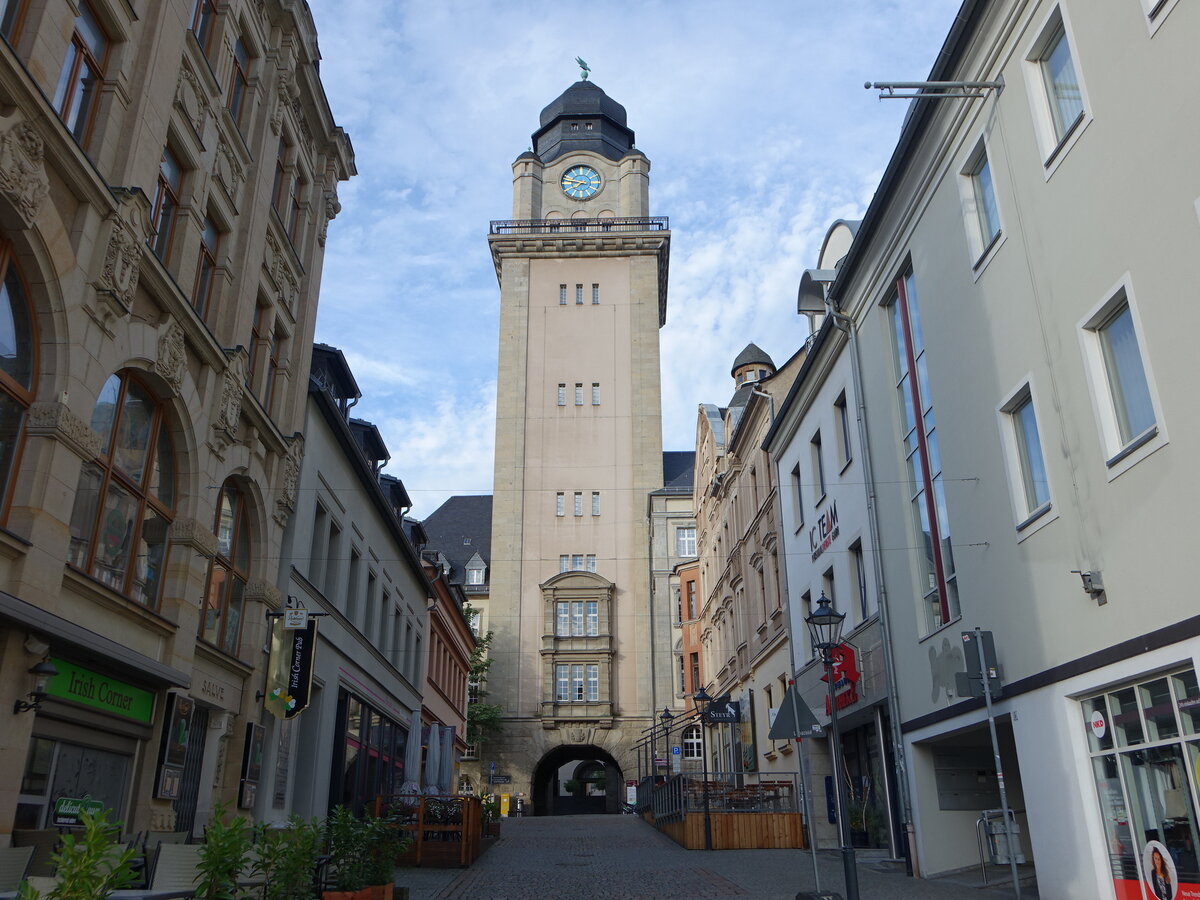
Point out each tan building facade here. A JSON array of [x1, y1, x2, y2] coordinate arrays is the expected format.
[[486, 80, 670, 813], [0, 0, 350, 839]]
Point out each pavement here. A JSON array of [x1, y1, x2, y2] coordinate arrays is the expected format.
[[393, 814, 1040, 899]]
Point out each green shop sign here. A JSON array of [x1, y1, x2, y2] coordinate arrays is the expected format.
[[46, 658, 155, 724], [52, 796, 105, 827]]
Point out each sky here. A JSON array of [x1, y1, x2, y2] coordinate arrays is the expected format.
[[306, 0, 963, 518]]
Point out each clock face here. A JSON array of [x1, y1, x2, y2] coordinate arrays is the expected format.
[[561, 165, 602, 200]]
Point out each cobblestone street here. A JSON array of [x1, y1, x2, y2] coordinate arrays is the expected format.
[[397, 815, 1039, 899]]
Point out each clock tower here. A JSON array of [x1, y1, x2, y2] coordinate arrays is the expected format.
[[486, 79, 670, 813]]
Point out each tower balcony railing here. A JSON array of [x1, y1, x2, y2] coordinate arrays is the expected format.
[[489, 216, 669, 235]]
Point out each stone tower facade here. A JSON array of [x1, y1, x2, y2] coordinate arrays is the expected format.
[[486, 81, 670, 812]]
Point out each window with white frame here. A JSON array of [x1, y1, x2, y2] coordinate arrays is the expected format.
[[586, 554, 596, 572], [851, 540, 868, 620], [591, 283, 599, 304], [676, 526, 696, 558], [1026, 9, 1087, 164], [575, 284, 583, 305], [554, 664, 598, 702], [575, 383, 583, 406], [559, 554, 570, 573], [557, 383, 566, 406], [682, 724, 702, 759], [963, 143, 1002, 258], [835, 391, 853, 467], [791, 464, 804, 527], [556, 492, 565, 517], [571, 553, 584, 571], [811, 431, 826, 500], [559, 284, 567, 305], [591, 491, 600, 516], [466, 563, 486, 586], [592, 383, 600, 405], [573, 492, 583, 516], [586, 664, 599, 701], [1001, 385, 1051, 520], [556, 600, 598, 637]]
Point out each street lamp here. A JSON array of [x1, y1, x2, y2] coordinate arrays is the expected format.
[[693, 688, 714, 851], [806, 593, 859, 900], [659, 707, 674, 777], [14, 658, 58, 714]]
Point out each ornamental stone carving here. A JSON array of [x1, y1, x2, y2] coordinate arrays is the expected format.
[[0, 118, 50, 228], [290, 98, 314, 153], [214, 137, 245, 197], [244, 579, 281, 607], [318, 190, 341, 247], [174, 64, 210, 136], [154, 320, 187, 394], [92, 190, 151, 315], [25, 401, 102, 460], [168, 516, 218, 558], [270, 70, 293, 135], [274, 433, 304, 525], [216, 349, 248, 436]]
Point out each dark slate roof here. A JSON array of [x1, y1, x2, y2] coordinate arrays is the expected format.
[[662, 451, 695, 491], [532, 80, 636, 163], [731, 342, 775, 376], [420, 496, 493, 585]]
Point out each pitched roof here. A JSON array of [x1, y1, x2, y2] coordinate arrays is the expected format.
[[420, 496, 493, 585], [661, 451, 696, 493]]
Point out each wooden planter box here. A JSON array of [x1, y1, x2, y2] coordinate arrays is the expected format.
[[374, 795, 483, 868], [658, 812, 807, 851], [323, 886, 393, 900]]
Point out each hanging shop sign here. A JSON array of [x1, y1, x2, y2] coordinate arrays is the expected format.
[[703, 698, 741, 724], [820, 643, 862, 714], [46, 658, 155, 724], [265, 618, 318, 719], [154, 693, 194, 800], [809, 501, 840, 562]]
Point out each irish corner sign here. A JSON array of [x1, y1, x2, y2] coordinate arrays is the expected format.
[[265, 618, 317, 720], [46, 658, 155, 724]]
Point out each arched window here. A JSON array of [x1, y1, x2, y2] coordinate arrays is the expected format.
[[683, 724, 702, 760], [201, 481, 250, 655], [68, 372, 175, 606], [0, 246, 34, 517]]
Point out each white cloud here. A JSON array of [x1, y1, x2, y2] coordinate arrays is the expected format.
[[307, 0, 963, 510]]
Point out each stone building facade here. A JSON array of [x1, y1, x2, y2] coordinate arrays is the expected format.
[[0, 0, 350, 839]]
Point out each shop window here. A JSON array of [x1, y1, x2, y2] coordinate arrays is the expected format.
[[53, 1, 109, 146], [1083, 668, 1200, 895], [67, 372, 174, 606], [200, 481, 251, 654], [15, 737, 130, 829], [0, 246, 34, 519]]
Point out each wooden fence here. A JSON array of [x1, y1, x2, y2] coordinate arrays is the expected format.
[[374, 794, 482, 868]]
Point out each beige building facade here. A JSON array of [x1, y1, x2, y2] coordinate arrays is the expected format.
[[0, 0, 350, 840], [486, 80, 670, 813]]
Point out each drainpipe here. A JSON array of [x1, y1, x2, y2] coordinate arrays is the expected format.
[[826, 306, 918, 875]]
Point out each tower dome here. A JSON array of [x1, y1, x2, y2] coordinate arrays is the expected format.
[[532, 80, 635, 164], [731, 342, 776, 386]]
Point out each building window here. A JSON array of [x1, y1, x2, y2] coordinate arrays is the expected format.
[[1038, 20, 1084, 143], [575, 284, 583, 305], [573, 491, 583, 517], [0, 246, 34, 519], [689, 653, 700, 694], [287, 168, 306, 244], [557, 383, 566, 406], [591, 491, 600, 516], [189, 0, 217, 56], [811, 431, 825, 500], [889, 270, 958, 632], [801, 591, 814, 657], [1001, 386, 1051, 519], [249, 304, 273, 397], [1, 0, 29, 41], [676, 526, 696, 558], [149, 147, 183, 261], [966, 146, 1002, 254], [1094, 299, 1155, 448], [686, 580, 697, 619], [555, 600, 598, 637], [682, 724, 702, 760], [586, 664, 599, 701], [575, 383, 583, 406], [228, 36, 251, 129], [53, 2, 108, 146], [556, 492, 565, 517], [586, 554, 596, 572], [554, 664, 597, 703], [466, 564, 485, 586], [559, 284, 567, 305], [591, 383, 600, 406], [67, 372, 175, 607], [834, 392, 853, 468], [272, 137, 290, 216], [851, 541, 868, 620], [591, 283, 599, 304], [559, 555, 569, 573], [791, 464, 804, 527], [193, 215, 219, 319], [201, 481, 251, 655], [571, 553, 583, 571]]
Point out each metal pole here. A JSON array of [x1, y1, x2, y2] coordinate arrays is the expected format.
[[701, 720, 713, 850], [791, 679, 822, 893], [975, 628, 1022, 899], [827, 652, 860, 900]]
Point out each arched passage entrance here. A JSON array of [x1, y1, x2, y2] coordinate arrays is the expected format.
[[530, 744, 624, 816]]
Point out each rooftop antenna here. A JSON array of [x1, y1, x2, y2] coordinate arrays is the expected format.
[[576, 57, 590, 81]]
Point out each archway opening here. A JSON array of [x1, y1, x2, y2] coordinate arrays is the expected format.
[[530, 744, 623, 816]]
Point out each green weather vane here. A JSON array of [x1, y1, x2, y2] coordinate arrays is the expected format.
[[576, 57, 590, 81]]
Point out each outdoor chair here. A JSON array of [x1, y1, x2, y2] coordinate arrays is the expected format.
[[0, 846, 33, 891], [109, 842, 203, 899], [11, 829, 59, 878]]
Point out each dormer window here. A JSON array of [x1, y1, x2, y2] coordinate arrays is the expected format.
[[465, 551, 487, 587]]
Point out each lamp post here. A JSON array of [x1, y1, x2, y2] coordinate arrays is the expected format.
[[806, 593, 860, 900], [693, 688, 714, 850], [659, 707, 674, 778]]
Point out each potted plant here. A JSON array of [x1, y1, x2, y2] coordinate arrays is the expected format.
[[252, 815, 323, 900], [362, 815, 408, 900], [323, 806, 368, 899], [16, 808, 139, 900], [196, 801, 253, 900], [480, 796, 501, 839]]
